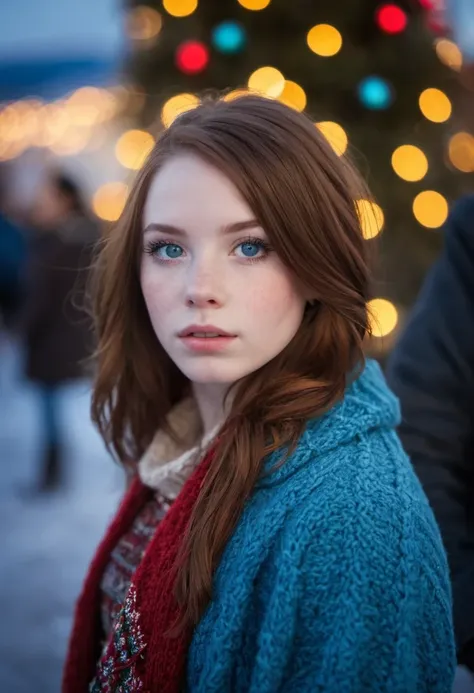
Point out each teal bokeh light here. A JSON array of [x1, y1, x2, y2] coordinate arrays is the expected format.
[[358, 76, 393, 110], [212, 21, 246, 54]]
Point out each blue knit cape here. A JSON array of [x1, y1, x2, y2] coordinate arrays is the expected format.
[[187, 359, 455, 692]]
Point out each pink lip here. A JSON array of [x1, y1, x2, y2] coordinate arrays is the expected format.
[[178, 324, 235, 338], [180, 335, 236, 353], [178, 325, 236, 353]]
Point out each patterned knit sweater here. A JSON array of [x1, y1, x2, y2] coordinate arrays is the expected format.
[[65, 360, 456, 692], [99, 397, 218, 644]]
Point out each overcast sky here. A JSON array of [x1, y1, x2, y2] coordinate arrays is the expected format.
[[0, 0, 123, 61]]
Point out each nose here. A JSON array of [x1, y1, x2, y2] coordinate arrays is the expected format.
[[185, 257, 225, 308]]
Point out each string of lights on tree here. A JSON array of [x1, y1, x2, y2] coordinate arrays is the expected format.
[[0, 0, 472, 341], [100, 0, 472, 341], [110, 0, 472, 341]]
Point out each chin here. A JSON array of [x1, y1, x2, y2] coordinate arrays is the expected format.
[[178, 361, 250, 386]]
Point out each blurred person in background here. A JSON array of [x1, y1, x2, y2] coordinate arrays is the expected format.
[[20, 171, 99, 493], [387, 195, 474, 692], [62, 95, 454, 693]]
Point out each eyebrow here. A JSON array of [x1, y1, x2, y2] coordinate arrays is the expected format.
[[143, 219, 261, 237]]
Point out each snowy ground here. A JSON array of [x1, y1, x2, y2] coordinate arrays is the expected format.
[[0, 336, 125, 693]]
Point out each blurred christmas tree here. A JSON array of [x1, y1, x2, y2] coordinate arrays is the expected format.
[[122, 0, 474, 328]]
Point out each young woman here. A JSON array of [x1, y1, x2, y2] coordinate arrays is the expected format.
[[63, 94, 455, 692]]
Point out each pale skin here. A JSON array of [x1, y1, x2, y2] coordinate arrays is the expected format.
[[141, 153, 306, 436]]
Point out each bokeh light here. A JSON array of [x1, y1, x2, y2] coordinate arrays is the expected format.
[[248, 66, 285, 98], [375, 4, 408, 34], [161, 93, 200, 128], [278, 81, 307, 111], [36, 103, 69, 147], [355, 199, 385, 239], [434, 38, 463, 71], [237, 0, 271, 9], [391, 145, 428, 181], [115, 129, 155, 170], [212, 20, 246, 54], [92, 182, 129, 222], [413, 191, 449, 228], [358, 76, 393, 110], [307, 24, 343, 57], [66, 87, 117, 126], [162, 0, 197, 17], [0, 139, 27, 162], [176, 40, 209, 74], [0, 102, 38, 154], [49, 128, 91, 156], [419, 88, 451, 123], [222, 89, 249, 101], [448, 132, 474, 172], [127, 6, 162, 41], [316, 121, 348, 156], [368, 298, 398, 338]]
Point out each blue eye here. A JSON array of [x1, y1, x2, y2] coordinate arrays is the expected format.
[[163, 244, 183, 258], [240, 242, 260, 257], [147, 242, 184, 260], [235, 239, 269, 259]]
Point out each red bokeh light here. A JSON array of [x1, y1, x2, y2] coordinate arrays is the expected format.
[[176, 40, 209, 75], [376, 4, 408, 34]]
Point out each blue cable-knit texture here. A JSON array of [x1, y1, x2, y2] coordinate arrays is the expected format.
[[186, 360, 456, 692]]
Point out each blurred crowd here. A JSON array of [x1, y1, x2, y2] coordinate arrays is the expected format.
[[0, 168, 99, 492]]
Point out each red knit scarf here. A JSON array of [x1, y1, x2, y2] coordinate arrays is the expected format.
[[62, 449, 214, 693]]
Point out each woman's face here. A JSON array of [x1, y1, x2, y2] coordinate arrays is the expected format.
[[141, 153, 305, 387]]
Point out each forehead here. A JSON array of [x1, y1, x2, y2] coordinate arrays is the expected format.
[[143, 153, 253, 228]]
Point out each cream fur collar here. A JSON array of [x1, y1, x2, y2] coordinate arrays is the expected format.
[[137, 397, 219, 498]]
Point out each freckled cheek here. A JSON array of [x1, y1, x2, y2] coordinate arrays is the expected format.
[[140, 269, 179, 323], [243, 274, 303, 325]]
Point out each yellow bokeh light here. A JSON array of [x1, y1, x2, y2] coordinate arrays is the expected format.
[[161, 93, 200, 128], [448, 132, 474, 173], [434, 38, 463, 71], [419, 88, 452, 123], [413, 191, 449, 229], [316, 121, 348, 156], [66, 87, 116, 126], [92, 182, 129, 222], [355, 199, 384, 240], [36, 103, 70, 147], [278, 81, 307, 111], [307, 24, 342, 57], [248, 66, 285, 98], [0, 138, 27, 162], [368, 298, 398, 338], [222, 89, 249, 102], [127, 6, 162, 40], [237, 0, 271, 9], [115, 129, 155, 170], [49, 128, 90, 156], [162, 0, 197, 17], [391, 145, 428, 182], [0, 104, 24, 143]]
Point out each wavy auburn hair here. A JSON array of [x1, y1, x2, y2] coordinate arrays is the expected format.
[[91, 94, 373, 631]]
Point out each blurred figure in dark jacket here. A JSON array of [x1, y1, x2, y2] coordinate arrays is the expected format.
[[22, 171, 99, 493], [386, 195, 474, 689]]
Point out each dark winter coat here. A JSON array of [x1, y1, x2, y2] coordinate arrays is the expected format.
[[386, 195, 474, 670], [22, 214, 99, 385]]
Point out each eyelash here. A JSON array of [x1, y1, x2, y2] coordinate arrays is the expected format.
[[143, 236, 273, 264]]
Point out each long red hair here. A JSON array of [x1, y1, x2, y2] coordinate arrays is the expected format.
[[90, 94, 373, 630]]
